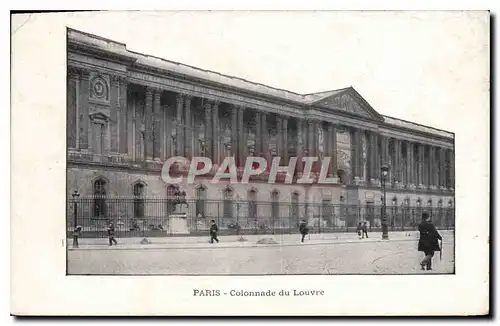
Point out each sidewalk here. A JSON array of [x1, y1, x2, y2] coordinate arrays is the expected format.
[[69, 230, 454, 250]]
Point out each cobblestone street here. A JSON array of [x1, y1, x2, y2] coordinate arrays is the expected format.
[[68, 234, 454, 275]]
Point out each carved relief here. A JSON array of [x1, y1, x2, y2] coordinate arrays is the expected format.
[[89, 72, 110, 103], [318, 126, 325, 156], [320, 93, 371, 118], [337, 148, 351, 170]]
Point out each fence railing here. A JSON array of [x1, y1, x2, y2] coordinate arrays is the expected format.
[[67, 198, 455, 238]]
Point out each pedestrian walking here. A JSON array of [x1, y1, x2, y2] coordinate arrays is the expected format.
[[298, 219, 309, 243], [356, 222, 363, 239], [72, 225, 82, 248], [362, 221, 369, 239], [209, 220, 219, 244], [418, 212, 442, 271], [107, 221, 118, 246]]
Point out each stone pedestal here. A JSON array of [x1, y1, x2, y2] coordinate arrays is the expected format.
[[168, 213, 189, 235]]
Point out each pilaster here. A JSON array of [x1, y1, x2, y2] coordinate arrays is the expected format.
[[144, 87, 154, 160]]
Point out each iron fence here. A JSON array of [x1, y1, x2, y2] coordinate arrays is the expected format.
[[67, 197, 455, 238]]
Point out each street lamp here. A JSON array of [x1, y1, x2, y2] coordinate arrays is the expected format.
[[72, 190, 80, 248], [380, 164, 390, 240]]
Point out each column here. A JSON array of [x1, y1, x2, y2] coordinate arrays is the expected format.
[[276, 116, 283, 162], [381, 136, 390, 165], [308, 120, 315, 157], [429, 146, 436, 188], [145, 88, 154, 160], [175, 94, 184, 157], [405, 141, 412, 187], [211, 101, 219, 165], [418, 143, 424, 187], [237, 106, 245, 167], [328, 124, 337, 177], [393, 138, 401, 186], [78, 69, 90, 150], [204, 101, 212, 160], [67, 68, 79, 149], [231, 106, 238, 161], [164, 102, 172, 159], [428, 146, 434, 187], [372, 133, 380, 183], [261, 112, 269, 158], [412, 144, 418, 186], [439, 147, 446, 189], [352, 128, 361, 181], [448, 149, 455, 189], [118, 77, 128, 155], [296, 118, 304, 173], [255, 111, 262, 156], [153, 89, 161, 160], [422, 145, 428, 188], [109, 76, 119, 153], [184, 95, 192, 159], [282, 117, 288, 165]]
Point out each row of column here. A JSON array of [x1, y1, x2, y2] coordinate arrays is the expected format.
[[67, 68, 454, 190], [356, 131, 455, 190]]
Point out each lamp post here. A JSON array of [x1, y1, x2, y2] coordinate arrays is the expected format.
[[380, 164, 390, 240], [72, 190, 80, 248]]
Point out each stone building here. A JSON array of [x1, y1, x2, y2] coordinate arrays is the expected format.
[[67, 29, 455, 229]]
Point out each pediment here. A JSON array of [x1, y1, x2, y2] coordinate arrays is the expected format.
[[312, 87, 383, 121]]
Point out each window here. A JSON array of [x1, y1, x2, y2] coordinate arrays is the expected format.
[[321, 199, 333, 225], [93, 178, 107, 217], [133, 182, 145, 219], [248, 189, 257, 221], [223, 188, 233, 218], [271, 190, 280, 221], [196, 186, 207, 218]]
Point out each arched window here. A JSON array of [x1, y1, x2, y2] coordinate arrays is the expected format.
[[248, 189, 257, 221], [223, 187, 234, 219], [271, 190, 280, 222], [93, 178, 107, 217], [196, 185, 207, 218], [133, 182, 146, 219]]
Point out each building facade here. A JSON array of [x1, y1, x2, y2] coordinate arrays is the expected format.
[[67, 29, 455, 231]]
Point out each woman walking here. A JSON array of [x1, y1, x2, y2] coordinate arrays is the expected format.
[[418, 212, 442, 271]]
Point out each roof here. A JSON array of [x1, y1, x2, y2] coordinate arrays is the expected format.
[[382, 116, 454, 138], [68, 28, 453, 139]]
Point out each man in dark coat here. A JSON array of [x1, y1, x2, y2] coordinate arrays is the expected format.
[[298, 219, 309, 243], [209, 220, 219, 244], [418, 212, 442, 270], [362, 221, 369, 239], [107, 221, 118, 246]]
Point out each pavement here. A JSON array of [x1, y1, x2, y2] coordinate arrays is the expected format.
[[69, 230, 454, 250], [67, 232, 455, 275]]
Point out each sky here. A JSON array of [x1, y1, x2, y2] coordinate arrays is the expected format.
[[13, 11, 489, 133]]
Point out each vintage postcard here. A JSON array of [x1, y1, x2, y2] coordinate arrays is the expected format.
[[10, 10, 489, 316]]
